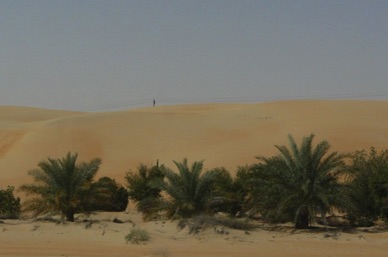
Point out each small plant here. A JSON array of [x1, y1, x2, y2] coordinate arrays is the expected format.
[[178, 215, 254, 234], [213, 216, 254, 230], [125, 228, 150, 244]]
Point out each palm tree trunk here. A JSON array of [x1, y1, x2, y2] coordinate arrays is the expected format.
[[295, 205, 309, 229], [64, 209, 75, 222], [296, 213, 309, 229]]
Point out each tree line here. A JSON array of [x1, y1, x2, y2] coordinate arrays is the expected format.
[[1, 133, 388, 229]]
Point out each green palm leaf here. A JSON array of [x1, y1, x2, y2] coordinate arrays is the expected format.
[[250, 134, 347, 228], [162, 158, 215, 218], [20, 152, 102, 222]]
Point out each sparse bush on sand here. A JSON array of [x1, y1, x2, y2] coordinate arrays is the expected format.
[[125, 228, 150, 244], [178, 215, 254, 234]]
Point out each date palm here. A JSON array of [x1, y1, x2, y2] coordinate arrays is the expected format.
[[20, 152, 102, 222], [162, 158, 215, 218], [250, 134, 346, 228]]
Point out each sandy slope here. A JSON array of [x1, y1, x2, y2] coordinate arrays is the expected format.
[[1, 100, 387, 189], [1, 100, 388, 256]]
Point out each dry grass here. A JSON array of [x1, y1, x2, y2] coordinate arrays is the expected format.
[[177, 215, 255, 234], [125, 228, 150, 244]]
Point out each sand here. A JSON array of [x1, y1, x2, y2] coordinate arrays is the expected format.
[[1, 100, 388, 256], [1, 211, 388, 257]]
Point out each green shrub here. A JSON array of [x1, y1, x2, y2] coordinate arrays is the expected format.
[[343, 148, 388, 226], [207, 167, 245, 216], [126, 163, 165, 219], [91, 177, 129, 212], [125, 228, 150, 244], [0, 186, 21, 219]]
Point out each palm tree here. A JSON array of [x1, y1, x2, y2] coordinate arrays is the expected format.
[[20, 152, 102, 222], [125, 163, 165, 220], [162, 158, 215, 218], [249, 134, 346, 228]]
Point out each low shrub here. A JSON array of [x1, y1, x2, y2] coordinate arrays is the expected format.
[[178, 215, 254, 234], [125, 228, 150, 244]]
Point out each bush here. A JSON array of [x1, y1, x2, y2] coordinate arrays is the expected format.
[[125, 228, 150, 244], [343, 148, 388, 226], [0, 186, 21, 219], [207, 167, 245, 216], [126, 163, 165, 219], [91, 177, 129, 212]]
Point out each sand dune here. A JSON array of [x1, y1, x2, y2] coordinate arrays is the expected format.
[[1, 100, 388, 189], [1, 100, 388, 256]]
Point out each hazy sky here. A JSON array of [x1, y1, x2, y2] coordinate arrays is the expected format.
[[1, 1, 387, 111]]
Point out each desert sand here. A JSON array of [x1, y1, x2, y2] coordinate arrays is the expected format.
[[1, 211, 388, 257], [1, 100, 388, 256]]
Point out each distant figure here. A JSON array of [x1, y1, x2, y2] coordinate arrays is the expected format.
[[153, 99, 156, 107]]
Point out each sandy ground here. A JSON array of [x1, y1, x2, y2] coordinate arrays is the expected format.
[[1, 100, 388, 256], [1, 211, 388, 257]]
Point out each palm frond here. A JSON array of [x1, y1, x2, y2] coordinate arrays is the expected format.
[[163, 159, 214, 217], [19, 152, 103, 221], [249, 134, 346, 228]]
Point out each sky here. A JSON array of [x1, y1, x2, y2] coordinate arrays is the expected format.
[[1, 0, 387, 111]]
